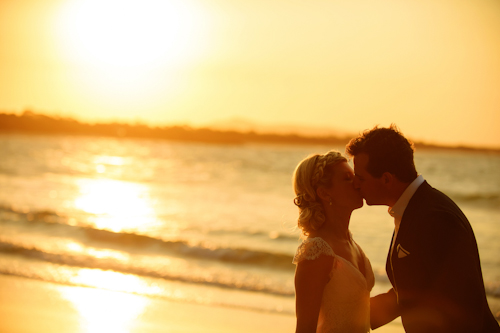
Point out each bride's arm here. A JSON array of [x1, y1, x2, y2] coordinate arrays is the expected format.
[[294, 255, 334, 333]]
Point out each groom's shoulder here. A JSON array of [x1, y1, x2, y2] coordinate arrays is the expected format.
[[407, 182, 471, 231], [412, 181, 459, 209]]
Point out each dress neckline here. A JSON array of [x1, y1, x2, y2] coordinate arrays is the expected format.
[[308, 236, 368, 282]]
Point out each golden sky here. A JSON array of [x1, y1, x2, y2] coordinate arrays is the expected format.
[[1, 0, 499, 148]]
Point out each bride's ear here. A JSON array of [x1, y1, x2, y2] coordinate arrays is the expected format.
[[316, 186, 330, 204]]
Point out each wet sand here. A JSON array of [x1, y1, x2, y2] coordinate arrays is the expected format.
[[0, 274, 404, 333]]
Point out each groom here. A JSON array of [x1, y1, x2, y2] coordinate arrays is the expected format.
[[346, 125, 499, 332]]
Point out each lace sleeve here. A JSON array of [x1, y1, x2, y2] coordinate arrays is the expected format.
[[293, 237, 335, 264]]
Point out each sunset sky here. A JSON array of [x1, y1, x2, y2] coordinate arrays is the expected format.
[[1, 0, 499, 148]]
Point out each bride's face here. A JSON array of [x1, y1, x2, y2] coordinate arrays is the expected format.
[[325, 161, 363, 211]]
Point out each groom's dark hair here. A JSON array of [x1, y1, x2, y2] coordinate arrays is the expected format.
[[346, 124, 418, 183]]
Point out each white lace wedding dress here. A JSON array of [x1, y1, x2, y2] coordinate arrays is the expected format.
[[293, 237, 375, 333]]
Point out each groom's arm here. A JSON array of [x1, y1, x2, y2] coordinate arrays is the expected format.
[[370, 288, 400, 329]]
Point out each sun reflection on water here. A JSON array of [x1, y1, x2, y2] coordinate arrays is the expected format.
[[65, 241, 130, 261], [62, 287, 148, 333], [70, 269, 159, 294], [74, 178, 157, 232], [62, 269, 159, 333]]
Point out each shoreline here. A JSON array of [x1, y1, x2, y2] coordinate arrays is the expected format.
[[0, 274, 405, 333]]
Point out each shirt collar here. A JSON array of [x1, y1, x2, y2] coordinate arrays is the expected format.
[[389, 175, 425, 221]]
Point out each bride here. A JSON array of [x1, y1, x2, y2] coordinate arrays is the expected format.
[[292, 150, 374, 333]]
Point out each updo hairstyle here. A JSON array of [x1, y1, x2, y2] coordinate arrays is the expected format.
[[292, 150, 347, 236]]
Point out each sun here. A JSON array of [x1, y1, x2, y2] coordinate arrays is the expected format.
[[56, 0, 208, 69], [54, 0, 210, 105]]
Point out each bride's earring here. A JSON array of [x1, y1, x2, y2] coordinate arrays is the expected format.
[[329, 198, 332, 206]]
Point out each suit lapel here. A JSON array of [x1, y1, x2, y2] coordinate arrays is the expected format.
[[386, 182, 431, 299]]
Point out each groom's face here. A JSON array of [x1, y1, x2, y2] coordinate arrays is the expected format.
[[353, 153, 388, 206]]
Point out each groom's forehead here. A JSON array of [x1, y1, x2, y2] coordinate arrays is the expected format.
[[353, 153, 369, 171]]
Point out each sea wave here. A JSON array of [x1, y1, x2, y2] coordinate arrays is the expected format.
[[85, 228, 295, 269], [206, 228, 299, 241], [0, 205, 295, 269], [450, 192, 500, 208], [0, 240, 295, 297], [485, 282, 500, 298]]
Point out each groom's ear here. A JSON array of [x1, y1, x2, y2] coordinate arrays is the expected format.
[[381, 172, 394, 186]]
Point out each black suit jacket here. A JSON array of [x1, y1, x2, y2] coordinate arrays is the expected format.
[[386, 181, 499, 332]]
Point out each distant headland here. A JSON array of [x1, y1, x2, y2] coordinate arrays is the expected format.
[[0, 111, 498, 153]]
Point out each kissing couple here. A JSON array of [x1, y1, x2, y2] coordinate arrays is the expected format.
[[292, 125, 500, 332]]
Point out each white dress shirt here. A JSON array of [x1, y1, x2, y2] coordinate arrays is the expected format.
[[389, 175, 425, 236]]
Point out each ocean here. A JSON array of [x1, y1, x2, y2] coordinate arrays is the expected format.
[[0, 133, 499, 317]]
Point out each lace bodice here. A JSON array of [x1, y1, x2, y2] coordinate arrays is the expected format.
[[293, 237, 335, 263], [293, 237, 375, 333]]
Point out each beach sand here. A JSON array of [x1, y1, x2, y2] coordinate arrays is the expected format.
[[0, 274, 404, 333]]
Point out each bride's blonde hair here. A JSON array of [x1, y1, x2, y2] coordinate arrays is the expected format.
[[292, 150, 347, 236]]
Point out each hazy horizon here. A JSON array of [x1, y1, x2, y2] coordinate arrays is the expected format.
[[3, 110, 500, 151]]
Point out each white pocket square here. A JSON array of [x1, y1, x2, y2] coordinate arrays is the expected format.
[[397, 244, 410, 258]]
